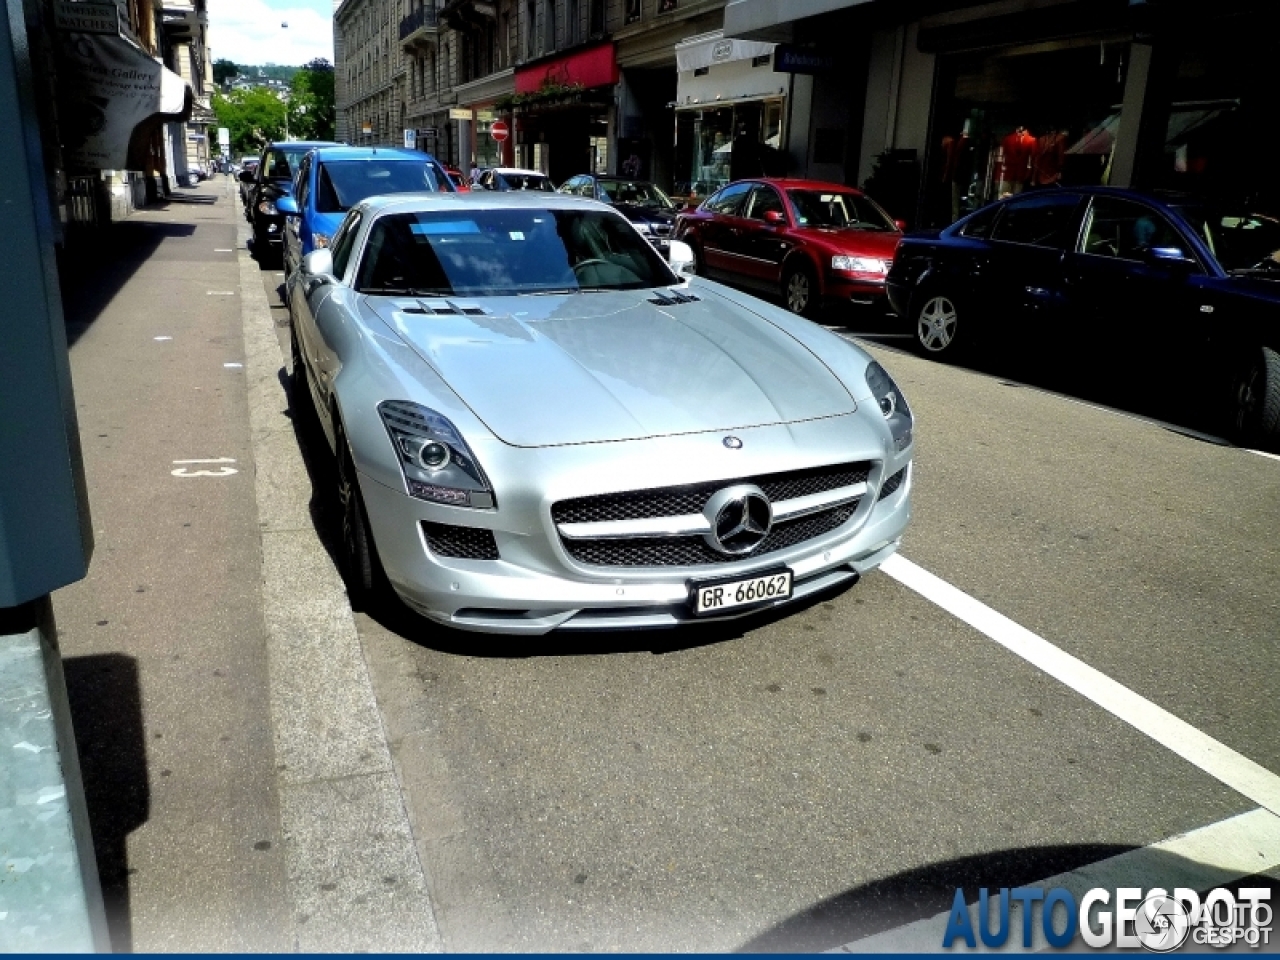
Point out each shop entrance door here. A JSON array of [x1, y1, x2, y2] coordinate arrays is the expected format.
[[730, 102, 763, 182]]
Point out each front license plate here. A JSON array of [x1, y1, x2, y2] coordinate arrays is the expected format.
[[690, 569, 793, 616]]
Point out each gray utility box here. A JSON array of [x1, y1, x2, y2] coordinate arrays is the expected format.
[[1, 0, 94, 607]]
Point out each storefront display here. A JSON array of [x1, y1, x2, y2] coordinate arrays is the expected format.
[[927, 38, 1130, 226]]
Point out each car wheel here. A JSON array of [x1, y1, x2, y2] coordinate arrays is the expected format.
[[1232, 345, 1280, 446], [914, 292, 962, 357], [336, 430, 382, 611], [782, 263, 819, 318]]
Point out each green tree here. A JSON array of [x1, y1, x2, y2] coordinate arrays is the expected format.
[[212, 58, 239, 86], [212, 87, 287, 156], [288, 58, 336, 141]]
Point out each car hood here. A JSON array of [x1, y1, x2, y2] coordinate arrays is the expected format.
[[794, 227, 902, 257], [368, 290, 857, 447]]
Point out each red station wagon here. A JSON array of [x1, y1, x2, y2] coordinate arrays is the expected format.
[[674, 178, 904, 317]]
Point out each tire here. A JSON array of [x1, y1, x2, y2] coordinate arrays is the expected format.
[[782, 263, 820, 319], [913, 291, 963, 358], [337, 431, 382, 611], [689, 241, 705, 277], [1231, 345, 1280, 447]]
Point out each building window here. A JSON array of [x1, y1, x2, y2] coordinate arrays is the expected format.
[[589, 0, 603, 35], [567, 0, 579, 45], [545, 0, 556, 51], [624, 0, 639, 25], [525, 0, 537, 58]]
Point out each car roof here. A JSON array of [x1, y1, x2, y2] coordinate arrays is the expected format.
[[309, 146, 438, 162], [490, 167, 549, 176], [746, 178, 868, 193], [360, 192, 607, 216], [268, 140, 341, 150], [595, 176, 657, 184]]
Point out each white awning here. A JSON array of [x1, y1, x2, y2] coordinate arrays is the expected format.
[[675, 31, 775, 72]]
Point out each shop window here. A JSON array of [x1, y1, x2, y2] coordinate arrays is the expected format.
[[751, 54, 771, 68], [693, 67, 708, 77], [991, 192, 1082, 249], [1080, 197, 1183, 261]]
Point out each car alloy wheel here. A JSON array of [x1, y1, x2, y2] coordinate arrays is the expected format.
[[784, 266, 816, 317], [337, 435, 379, 609], [917, 294, 959, 354], [1233, 345, 1280, 444]]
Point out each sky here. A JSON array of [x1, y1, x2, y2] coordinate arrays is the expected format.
[[208, 0, 334, 67]]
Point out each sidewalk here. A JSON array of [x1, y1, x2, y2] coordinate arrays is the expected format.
[[51, 179, 439, 951]]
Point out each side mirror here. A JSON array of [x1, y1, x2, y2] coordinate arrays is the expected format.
[[301, 248, 335, 282], [239, 169, 256, 184], [276, 196, 299, 216], [764, 210, 786, 225], [1142, 246, 1198, 271], [668, 239, 695, 278], [894, 219, 908, 232]]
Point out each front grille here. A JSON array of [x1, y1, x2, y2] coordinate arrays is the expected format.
[[878, 467, 906, 501], [552, 462, 870, 525], [562, 503, 858, 568], [422, 522, 499, 560]]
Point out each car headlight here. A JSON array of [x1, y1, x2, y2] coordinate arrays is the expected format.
[[632, 222, 653, 234], [258, 199, 278, 216], [832, 255, 888, 274], [864, 361, 913, 452], [313, 232, 330, 248], [378, 401, 495, 508]]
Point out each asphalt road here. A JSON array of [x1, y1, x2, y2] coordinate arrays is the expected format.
[[255, 257, 1280, 950]]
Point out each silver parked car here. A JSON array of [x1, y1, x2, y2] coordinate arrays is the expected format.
[[288, 192, 914, 634]]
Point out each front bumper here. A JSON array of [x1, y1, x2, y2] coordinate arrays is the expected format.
[[357, 419, 913, 635], [826, 274, 889, 307]]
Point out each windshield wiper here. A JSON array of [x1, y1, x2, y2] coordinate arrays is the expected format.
[[360, 286, 450, 296]]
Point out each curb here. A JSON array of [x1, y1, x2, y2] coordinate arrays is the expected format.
[[236, 219, 442, 952]]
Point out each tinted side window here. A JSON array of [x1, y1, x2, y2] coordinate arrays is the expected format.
[[706, 182, 751, 216], [959, 203, 1001, 239], [745, 185, 784, 221], [330, 211, 362, 278], [295, 157, 311, 208], [991, 193, 1082, 249], [1081, 197, 1187, 261], [560, 176, 581, 194]]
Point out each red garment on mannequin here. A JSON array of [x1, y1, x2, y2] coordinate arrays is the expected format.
[[940, 133, 969, 183], [998, 129, 1035, 183], [1032, 132, 1067, 185]]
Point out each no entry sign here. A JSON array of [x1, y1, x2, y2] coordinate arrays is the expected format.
[[490, 119, 509, 142]]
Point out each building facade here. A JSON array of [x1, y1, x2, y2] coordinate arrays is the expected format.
[[722, 0, 1278, 226]]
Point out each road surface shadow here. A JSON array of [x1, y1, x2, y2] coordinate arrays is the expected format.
[[62, 653, 148, 953], [737, 844, 1280, 952], [60, 221, 197, 348]]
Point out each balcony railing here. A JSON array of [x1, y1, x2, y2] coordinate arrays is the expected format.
[[399, 6, 438, 41]]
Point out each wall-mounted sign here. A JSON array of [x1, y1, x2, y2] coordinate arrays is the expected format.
[[448, 108, 472, 120], [54, 0, 119, 35], [711, 40, 734, 63], [773, 44, 838, 75], [475, 109, 494, 122], [403, 128, 416, 149], [419, 126, 438, 138]]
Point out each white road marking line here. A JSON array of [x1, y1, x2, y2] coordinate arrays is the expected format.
[[207, 290, 237, 296], [153, 335, 172, 341], [214, 248, 233, 252], [172, 458, 237, 464], [830, 807, 1280, 953], [879, 553, 1280, 816], [223, 362, 243, 368]]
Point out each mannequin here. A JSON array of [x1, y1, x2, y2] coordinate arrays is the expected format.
[[940, 119, 973, 222], [998, 125, 1035, 195], [1032, 127, 1068, 186]]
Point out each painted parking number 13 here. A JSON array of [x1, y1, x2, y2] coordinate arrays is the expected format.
[[171, 457, 238, 477]]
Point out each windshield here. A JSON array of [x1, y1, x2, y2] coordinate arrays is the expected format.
[[265, 148, 311, 179], [598, 180, 673, 209], [1174, 206, 1280, 274], [787, 190, 897, 231], [355, 208, 678, 296], [495, 172, 555, 192], [316, 160, 447, 213]]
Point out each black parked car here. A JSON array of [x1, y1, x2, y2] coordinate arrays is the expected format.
[[886, 187, 1280, 444], [241, 140, 339, 261], [558, 175, 678, 252]]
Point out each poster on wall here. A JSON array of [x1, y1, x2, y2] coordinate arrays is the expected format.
[[56, 31, 190, 170]]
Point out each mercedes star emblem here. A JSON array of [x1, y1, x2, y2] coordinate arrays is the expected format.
[[702, 485, 773, 555], [723, 436, 743, 449]]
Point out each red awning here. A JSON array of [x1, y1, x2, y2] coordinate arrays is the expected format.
[[515, 43, 618, 94]]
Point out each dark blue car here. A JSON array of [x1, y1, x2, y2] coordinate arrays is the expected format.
[[279, 146, 453, 277], [886, 187, 1280, 444]]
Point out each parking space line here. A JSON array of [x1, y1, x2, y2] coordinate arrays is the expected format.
[[880, 554, 1280, 816], [829, 807, 1280, 953]]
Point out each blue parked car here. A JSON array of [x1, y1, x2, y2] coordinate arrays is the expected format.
[[279, 146, 454, 276]]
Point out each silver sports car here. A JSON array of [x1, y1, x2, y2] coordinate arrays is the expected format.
[[288, 192, 913, 634]]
